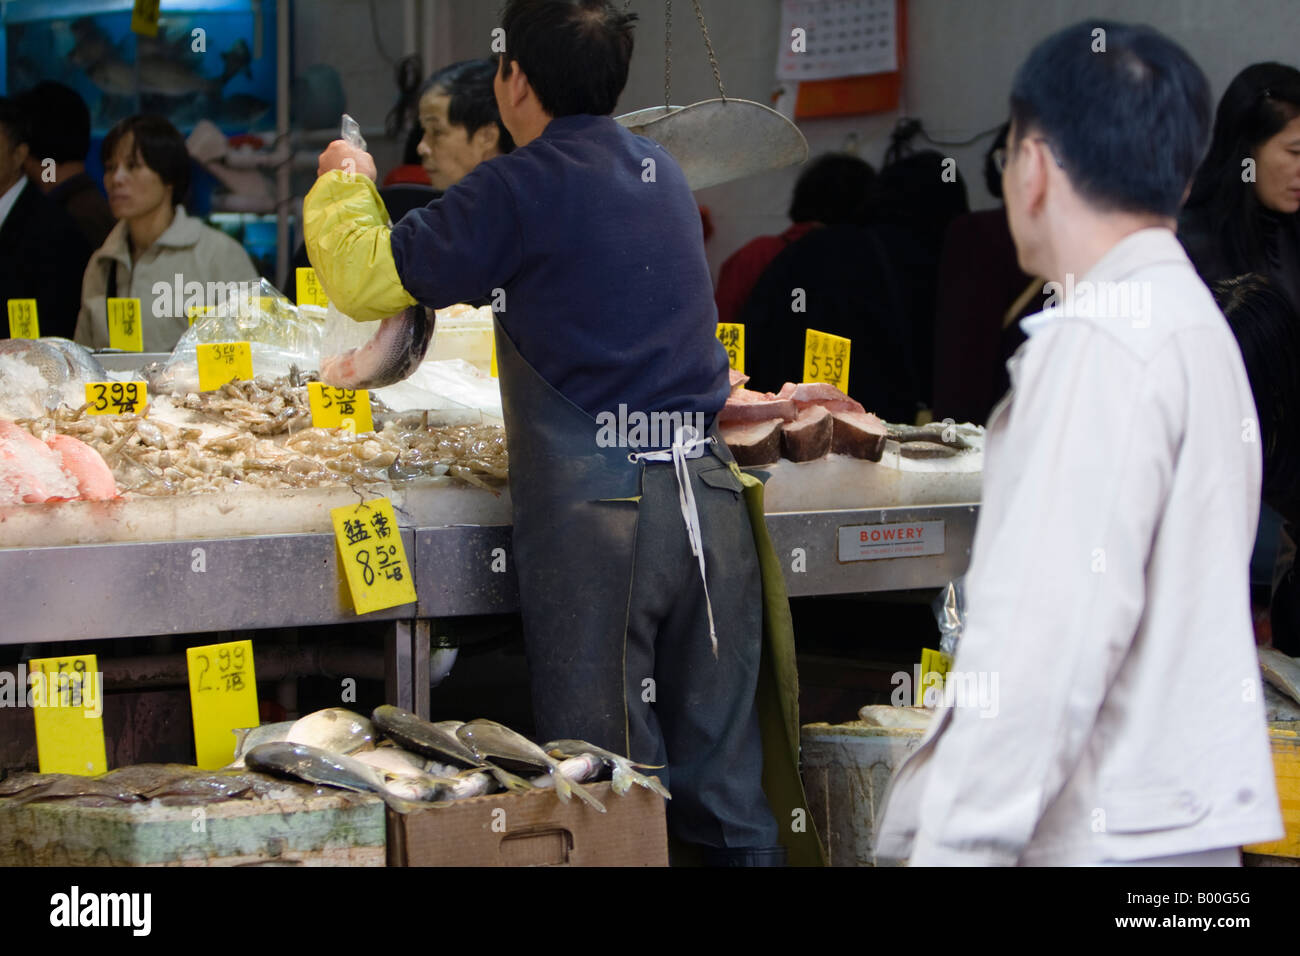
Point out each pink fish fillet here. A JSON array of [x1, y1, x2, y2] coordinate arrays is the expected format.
[[0, 421, 72, 503], [320, 306, 435, 390], [46, 434, 118, 500]]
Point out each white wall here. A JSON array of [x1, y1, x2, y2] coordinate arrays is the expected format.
[[305, 0, 1300, 277]]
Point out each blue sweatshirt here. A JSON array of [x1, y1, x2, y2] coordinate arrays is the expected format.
[[389, 114, 730, 424]]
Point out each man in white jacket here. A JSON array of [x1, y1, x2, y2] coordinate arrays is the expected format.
[[875, 20, 1284, 866]]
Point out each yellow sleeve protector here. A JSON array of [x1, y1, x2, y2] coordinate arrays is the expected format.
[[303, 170, 418, 322]]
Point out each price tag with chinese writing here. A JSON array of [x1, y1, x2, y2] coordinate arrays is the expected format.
[[186, 640, 259, 770], [197, 342, 253, 391], [7, 298, 39, 339], [331, 499, 416, 615], [803, 328, 851, 392], [308, 382, 374, 434], [296, 267, 330, 307], [84, 381, 147, 416], [131, 0, 160, 36], [187, 304, 216, 327], [29, 654, 107, 776], [716, 323, 745, 373], [107, 297, 144, 352], [915, 647, 952, 707], [490, 330, 498, 379]]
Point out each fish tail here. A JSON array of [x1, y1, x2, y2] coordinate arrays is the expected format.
[[561, 775, 607, 814]]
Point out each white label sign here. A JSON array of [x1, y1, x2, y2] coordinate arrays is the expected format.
[[838, 520, 946, 562]]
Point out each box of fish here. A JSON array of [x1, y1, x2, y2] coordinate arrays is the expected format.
[[233, 706, 671, 866], [0, 764, 386, 867]]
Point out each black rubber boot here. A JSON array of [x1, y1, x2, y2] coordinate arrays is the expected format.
[[700, 845, 788, 867]]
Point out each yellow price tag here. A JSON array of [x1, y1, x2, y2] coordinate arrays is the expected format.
[[308, 383, 374, 434], [332, 499, 416, 615], [916, 648, 953, 707], [186, 640, 259, 770], [716, 323, 745, 373], [197, 342, 253, 391], [490, 329, 499, 378], [29, 654, 107, 776], [107, 297, 144, 352], [802, 328, 851, 392], [187, 304, 216, 327], [7, 298, 39, 339], [84, 381, 147, 416], [296, 267, 330, 308], [131, 0, 161, 36]]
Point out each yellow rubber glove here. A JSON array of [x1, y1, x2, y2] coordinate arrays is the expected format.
[[303, 170, 418, 322]]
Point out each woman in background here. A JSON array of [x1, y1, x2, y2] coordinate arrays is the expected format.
[[75, 115, 258, 352]]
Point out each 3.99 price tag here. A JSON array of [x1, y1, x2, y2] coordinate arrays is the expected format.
[[331, 498, 416, 615], [296, 267, 330, 307], [107, 297, 144, 352], [716, 323, 745, 373], [803, 328, 851, 392], [308, 382, 374, 434], [7, 298, 39, 339], [186, 640, 259, 770], [84, 381, 147, 416], [197, 342, 253, 391], [29, 654, 107, 776]]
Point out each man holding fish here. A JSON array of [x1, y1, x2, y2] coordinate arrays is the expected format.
[[304, 0, 819, 866]]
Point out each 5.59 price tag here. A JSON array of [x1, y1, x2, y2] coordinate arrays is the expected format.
[[716, 323, 745, 373], [186, 640, 259, 769], [29, 654, 107, 776], [197, 342, 253, 391], [331, 498, 416, 615], [803, 328, 851, 393], [85, 381, 147, 416], [7, 298, 39, 339], [308, 382, 374, 434]]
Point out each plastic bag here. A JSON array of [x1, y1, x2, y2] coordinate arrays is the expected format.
[[932, 577, 967, 658]]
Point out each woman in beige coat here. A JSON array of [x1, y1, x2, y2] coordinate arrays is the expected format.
[[74, 115, 258, 352]]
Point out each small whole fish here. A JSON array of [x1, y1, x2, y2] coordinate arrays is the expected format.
[[530, 753, 604, 790], [459, 720, 606, 813], [287, 708, 375, 756], [226, 720, 295, 769], [546, 739, 672, 800], [320, 305, 434, 390], [244, 741, 423, 813], [371, 706, 535, 795]]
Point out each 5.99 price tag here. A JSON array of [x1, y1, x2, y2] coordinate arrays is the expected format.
[[29, 654, 107, 776], [85, 381, 147, 415], [716, 323, 745, 373], [7, 298, 39, 339], [803, 328, 851, 393], [186, 640, 259, 770], [308, 382, 374, 434], [331, 498, 416, 615]]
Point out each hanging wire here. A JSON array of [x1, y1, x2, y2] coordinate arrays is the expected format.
[[690, 0, 725, 100], [665, 0, 673, 108]]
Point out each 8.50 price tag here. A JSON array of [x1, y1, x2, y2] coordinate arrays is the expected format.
[[85, 381, 147, 415], [186, 640, 259, 769], [331, 498, 416, 615]]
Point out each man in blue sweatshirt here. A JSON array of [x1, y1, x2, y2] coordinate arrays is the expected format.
[[306, 0, 815, 866]]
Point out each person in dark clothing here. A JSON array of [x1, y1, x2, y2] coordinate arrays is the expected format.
[[1179, 63, 1300, 307], [15, 81, 115, 250], [931, 123, 1037, 425], [713, 153, 875, 326], [1215, 274, 1300, 656], [0, 98, 91, 340]]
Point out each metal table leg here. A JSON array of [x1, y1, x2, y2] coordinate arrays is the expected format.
[[385, 619, 431, 718]]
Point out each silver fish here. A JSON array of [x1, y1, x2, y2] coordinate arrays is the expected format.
[[459, 720, 606, 813], [244, 741, 420, 812], [0, 339, 71, 386], [320, 306, 434, 390], [287, 708, 375, 755], [226, 720, 295, 769], [530, 753, 603, 789], [38, 338, 107, 383], [546, 739, 672, 799]]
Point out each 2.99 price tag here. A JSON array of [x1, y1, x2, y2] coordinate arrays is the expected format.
[[803, 328, 851, 393], [197, 342, 253, 392], [186, 640, 259, 770], [29, 654, 107, 776], [84, 381, 147, 416], [107, 297, 144, 352], [716, 323, 745, 373], [331, 498, 416, 615], [308, 382, 374, 434], [7, 298, 39, 339]]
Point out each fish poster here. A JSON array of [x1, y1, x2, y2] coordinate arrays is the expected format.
[[2, 0, 277, 135]]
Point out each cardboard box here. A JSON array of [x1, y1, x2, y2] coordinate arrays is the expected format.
[[387, 781, 668, 866]]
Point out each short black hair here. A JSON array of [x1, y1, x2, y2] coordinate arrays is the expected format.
[[101, 114, 191, 206], [0, 96, 31, 150], [1009, 20, 1211, 217], [788, 154, 876, 225], [15, 82, 91, 163], [867, 149, 969, 248], [422, 59, 516, 153], [499, 0, 637, 118]]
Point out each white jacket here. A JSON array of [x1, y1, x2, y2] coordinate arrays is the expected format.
[[875, 228, 1283, 865], [74, 205, 259, 353]]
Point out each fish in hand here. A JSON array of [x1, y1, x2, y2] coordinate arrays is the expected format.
[[320, 305, 435, 390]]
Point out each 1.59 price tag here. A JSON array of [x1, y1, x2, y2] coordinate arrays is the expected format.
[[331, 498, 416, 615], [197, 342, 253, 391], [308, 382, 374, 434], [107, 297, 144, 352], [803, 328, 851, 392], [716, 323, 745, 373], [296, 267, 330, 307], [29, 654, 107, 776], [7, 298, 39, 339], [85, 381, 147, 416], [186, 640, 259, 770]]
